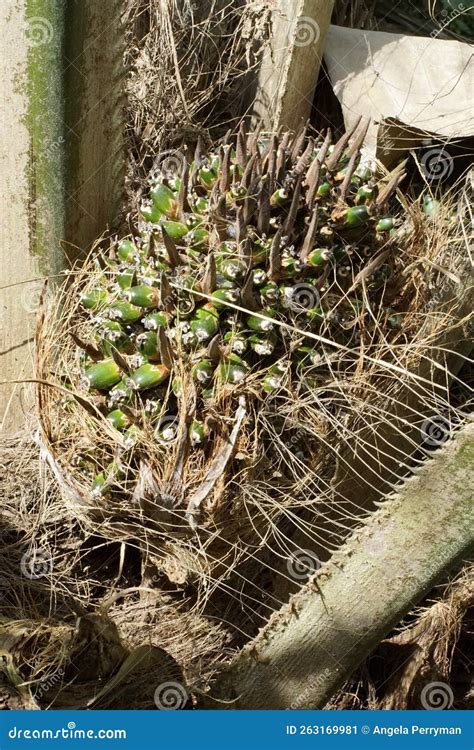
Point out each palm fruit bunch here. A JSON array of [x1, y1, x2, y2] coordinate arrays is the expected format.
[[73, 119, 405, 506]]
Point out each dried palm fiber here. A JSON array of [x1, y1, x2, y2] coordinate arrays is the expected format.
[[123, 0, 270, 194], [36, 124, 473, 644], [0, 432, 227, 705]]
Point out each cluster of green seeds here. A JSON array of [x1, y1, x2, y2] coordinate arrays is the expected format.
[[74, 121, 406, 493]]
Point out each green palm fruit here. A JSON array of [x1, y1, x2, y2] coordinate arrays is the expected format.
[[117, 272, 135, 290], [219, 354, 249, 384], [189, 419, 208, 447], [192, 359, 214, 384], [271, 188, 290, 207], [249, 332, 277, 356], [423, 195, 439, 217], [190, 305, 220, 341], [136, 331, 160, 361], [225, 332, 248, 355], [106, 409, 130, 431], [317, 182, 331, 199], [140, 202, 162, 224], [127, 363, 170, 391], [247, 309, 276, 333], [296, 346, 322, 367], [260, 281, 280, 302], [81, 289, 107, 310], [199, 165, 217, 189], [376, 216, 395, 233], [83, 359, 122, 390], [108, 379, 133, 407], [220, 259, 247, 281], [160, 220, 189, 241], [151, 184, 177, 216], [143, 311, 169, 330], [252, 268, 267, 286], [188, 227, 209, 249], [172, 377, 182, 397], [117, 239, 139, 263], [307, 248, 333, 268], [192, 196, 208, 214], [262, 363, 286, 393], [108, 301, 144, 323], [341, 205, 370, 227], [125, 285, 160, 308], [355, 185, 374, 205], [155, 417, 178, 445], [211, 288, 239, 309]]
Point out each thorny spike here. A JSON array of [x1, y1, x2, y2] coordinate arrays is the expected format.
[[305, 130, 332, 207], [243, 194, 257, 225], [257, 175, 271, 235], [194, 135, 205, 166], [219, 145, 232, 193], [162, 228, 181, 268], [376, 170, 407, 207], [207, 334, 221, 361], [202, 251, 216, 295], [247, 124, 262, 157], [346, 118, 370, 159], [289, 122, 308, 163], [159, 272, 174, 312], [70, 333, 102, 362], [236, 121, 248, 169], [110, 346, 132, 375], [283, 174, 303, 236], [294, 137, 314, 175], [300, 207, 319, 261], [269, 228, 282, 281], [325, 116, 362, 172], [339, 151, 359, 203], [158, 327, 174, 370], [240, 271, 259, 311], [236, 206, 247, 243], [266, 135, 279, 194], [241, 153, 257, 190], [177, 161, 191, 218]]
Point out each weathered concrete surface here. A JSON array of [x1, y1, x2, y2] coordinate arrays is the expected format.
[[0, 0, 125, 434]]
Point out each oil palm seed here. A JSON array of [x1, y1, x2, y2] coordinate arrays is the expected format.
[[127, 363, 170, 391], [83, 359, 122, 391]]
